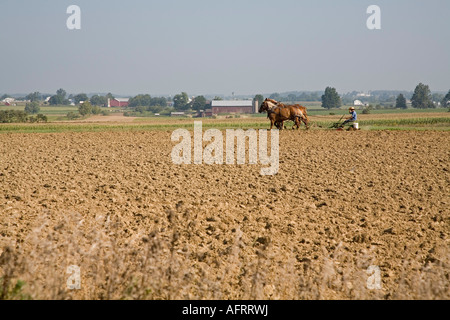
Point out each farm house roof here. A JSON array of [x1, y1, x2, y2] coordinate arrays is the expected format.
[[211, 100, 253, 107]]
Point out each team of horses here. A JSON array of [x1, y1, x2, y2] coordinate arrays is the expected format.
[[259, 98, 309, 130]]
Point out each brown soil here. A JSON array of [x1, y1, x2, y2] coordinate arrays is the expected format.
[[0, 130, 448, 300]]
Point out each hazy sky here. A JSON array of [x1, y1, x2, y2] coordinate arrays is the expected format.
[[0, 0, 449, 96]]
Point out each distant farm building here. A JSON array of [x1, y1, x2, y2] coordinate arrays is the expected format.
[[197, 109, 213, 117], [210, 100, 257, 115], [354, 100, 369, 107], [108, 98, 129, 108], [171, 112, 186, 117], [2, 98, 15, 106]]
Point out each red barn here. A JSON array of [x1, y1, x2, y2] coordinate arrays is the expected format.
[[108, 98, 129, 108], [211, 100, 257, 115]]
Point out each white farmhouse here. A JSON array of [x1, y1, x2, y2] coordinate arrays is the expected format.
[[354, 100, 364, 106], [2, 97, 15, 104]]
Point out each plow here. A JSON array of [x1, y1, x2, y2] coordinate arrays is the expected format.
[[329, 115, 345, 129], [329, 114, 360, 131]]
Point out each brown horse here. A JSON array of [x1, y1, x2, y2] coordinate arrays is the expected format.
[[259, 99, 308, 130], [259, 99, 305, 130], [291, 104, 309, 129], [259, 99, 284, 129], [275, 103, 309, 129]]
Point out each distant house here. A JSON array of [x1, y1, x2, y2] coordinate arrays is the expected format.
[[354, 100, 369, 107], [171, 112, 186, 117], [2, 98, 15, 105], [210, 100, 257, 114], [108, 98, 129, 108]]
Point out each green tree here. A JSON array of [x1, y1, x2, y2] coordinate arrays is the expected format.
[[49, 95, 63, 105], [253, 94, 264, 105], [321, 87, 342, 109], [192, 96, 207, 111], [173, 92, 189, 110], [362, 105, 373, 114], [441, 90, 450, 108], [129, 94, 152, 108], [0, 110, 28, 123], [67, 111, 80, 120], [213, 96, 223, 101], [56, 88, 67, 99], [36, 114, 48, 123], [26, 92, 41, 102], [91, 106, 102, 115], [148, 105, 163, 113], [135, 106, 146, 113], [49, 88, 69, 105], [395, 94, 407, 109], [24, 101, 40, 114], [74, 93, 89, 105], [106, 93, 115, 100], [411, 83, 434, 108], [90, 95, 107, 106], [150, 97, 167, 107], [78, 101, 93, 116]]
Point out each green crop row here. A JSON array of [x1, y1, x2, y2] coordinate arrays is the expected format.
[[0, 117, 449, 134], [313, 117, 450, 128]]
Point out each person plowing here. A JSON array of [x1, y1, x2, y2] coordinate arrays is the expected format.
[[339, 107, 357, 129]]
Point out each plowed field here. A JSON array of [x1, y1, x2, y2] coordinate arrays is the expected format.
[[0, 129, 448, 299]]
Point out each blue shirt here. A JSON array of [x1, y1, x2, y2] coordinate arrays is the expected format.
[[350, 111, 357, 121]]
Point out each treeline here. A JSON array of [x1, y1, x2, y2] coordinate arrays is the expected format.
[[0, 110, 47, 123], [128, 94, 169, 114], [258, 86, 450, 109], [46, 89, 115, 106], [321, 84, 450, 110], [128, 92, 208, 113], [1, 89, 115, 106], [65, 101, 111, 120], [4, 84, 449, 113], [128, 94, 167, 108]]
